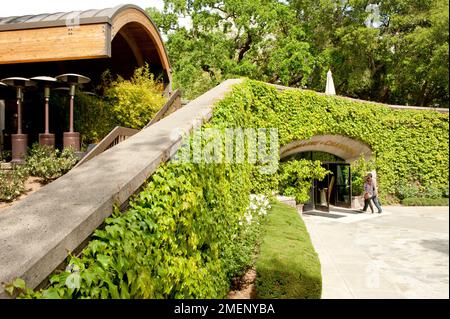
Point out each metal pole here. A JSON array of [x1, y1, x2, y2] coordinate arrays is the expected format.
[[17, 87, 22, 134], [45, 97, 49, 134], [69, 84, 75, 133], [44, 86, 50, 134], [69, 95, 74, 133]]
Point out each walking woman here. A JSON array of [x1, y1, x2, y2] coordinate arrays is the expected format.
[[362, 175, 375, 213], [362, 173, 383, 214]]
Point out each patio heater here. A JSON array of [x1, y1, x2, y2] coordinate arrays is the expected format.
[[0, 83, 7, 153], [55, 74, 91, 151], [0, 77, 36, 163], [31, 76, 58, 148]]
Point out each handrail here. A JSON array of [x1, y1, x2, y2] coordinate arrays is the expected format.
[[74, 126, 138, 167], [145, 89, 182, 128]]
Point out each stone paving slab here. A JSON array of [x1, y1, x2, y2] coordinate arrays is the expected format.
[[302, 206, 449, 299]]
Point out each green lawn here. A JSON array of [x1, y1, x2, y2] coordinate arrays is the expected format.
[[255, 201, 322, 298]]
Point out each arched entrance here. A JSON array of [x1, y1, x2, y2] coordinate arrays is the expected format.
[[280, 134, 372, 163], [281, 135, 373, 212]]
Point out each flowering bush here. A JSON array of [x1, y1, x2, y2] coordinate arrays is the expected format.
[[0, 166, 29, 202], [224, 194, 272, 281], [25, 144, 79, 184], [243, 194, 271, 225]]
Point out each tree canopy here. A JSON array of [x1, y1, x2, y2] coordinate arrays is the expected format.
[[147, 0, 449, 107]]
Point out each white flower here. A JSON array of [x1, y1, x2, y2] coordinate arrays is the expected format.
[[245, 193, 271, 222], [245, 212, 253, 224]]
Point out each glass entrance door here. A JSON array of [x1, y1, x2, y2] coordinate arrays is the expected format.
[[303, 177, 330, 213], [332, 164, 352, 208], [303, 162, 352, 212]]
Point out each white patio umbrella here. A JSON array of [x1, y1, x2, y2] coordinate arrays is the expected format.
[[325, 70, 336, 95]]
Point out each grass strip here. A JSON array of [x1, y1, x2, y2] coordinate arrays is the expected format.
[[256, 201, 322, 298]]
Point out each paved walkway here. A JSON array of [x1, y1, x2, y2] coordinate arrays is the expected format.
[[302, 206, 449, 299]]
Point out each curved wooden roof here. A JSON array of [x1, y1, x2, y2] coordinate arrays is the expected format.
[[0, 4, 171, 83], [0, 6, 129, 31]]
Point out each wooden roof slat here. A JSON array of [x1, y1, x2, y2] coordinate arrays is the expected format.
[[0, 4, 134, 31]]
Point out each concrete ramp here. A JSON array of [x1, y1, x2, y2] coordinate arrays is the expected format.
[[0, 79, 242, 298]]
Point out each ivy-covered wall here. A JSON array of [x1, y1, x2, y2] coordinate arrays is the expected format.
[[213, 80, 449, 201], [16, 80, 259, 299], [14, 79, 448, 299]]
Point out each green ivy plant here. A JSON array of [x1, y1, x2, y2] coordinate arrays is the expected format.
[[9, 79, 449, 299], [212, 80, 449, 202], [351, 156, 376, 196], [278, 159, 330, 204], [13, 107, 259, 298]]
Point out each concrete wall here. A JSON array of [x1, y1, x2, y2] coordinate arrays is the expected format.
[[0, 79, 243, 298], [268, 83, 449, 113]]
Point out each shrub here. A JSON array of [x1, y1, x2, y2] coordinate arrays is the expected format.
[[401, 197, 449, 206], [1, 150, 11, 162], [15, 159, 255, 299], [0, 166, 29, 202], [395, 180, 445, 200], [442, 187, 449, 198], [25, 144, 78, 184], [422, 184, 444, 199], [222, 194, 270, 280], [352, 177, 364, 196], [72, 65, 167, 147], [74, 92, 116, 146], [278, 159, 330, 204], [394, 181, 421, 200], [103, 65, 167, 129]]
